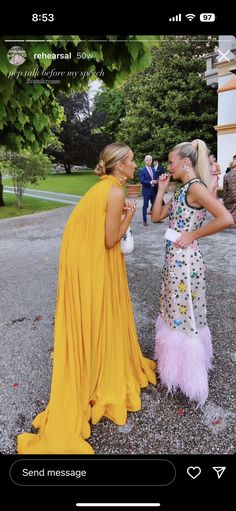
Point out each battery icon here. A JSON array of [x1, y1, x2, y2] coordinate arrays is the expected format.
[[200, 13, 215, 22]]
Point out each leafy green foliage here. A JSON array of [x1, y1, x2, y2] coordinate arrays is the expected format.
[[0, 35, 157, 205], [1, 150, 52, 207], [100, 36, 218, 162], [0, 36, 155, 153], [46, 92, 110, 171], [93, 85, 126, 139]]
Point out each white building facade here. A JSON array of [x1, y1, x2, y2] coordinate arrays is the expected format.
[[205, 35, 236, 186]]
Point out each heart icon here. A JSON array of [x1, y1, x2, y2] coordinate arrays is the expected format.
[[187, 466, 201, 479]]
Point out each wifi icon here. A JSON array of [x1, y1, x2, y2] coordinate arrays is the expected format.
[[185, 13, 196, 21]]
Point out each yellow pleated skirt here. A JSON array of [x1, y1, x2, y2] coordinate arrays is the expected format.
[[17, 175, 156, 454]]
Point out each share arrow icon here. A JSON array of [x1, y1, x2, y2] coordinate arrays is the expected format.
[[213, 467, 226, 479]]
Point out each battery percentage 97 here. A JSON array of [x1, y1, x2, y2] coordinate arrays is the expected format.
[[200, 13, 216, 22]]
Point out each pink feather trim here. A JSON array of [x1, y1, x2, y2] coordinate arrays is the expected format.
[[154, 315, 213, 407]]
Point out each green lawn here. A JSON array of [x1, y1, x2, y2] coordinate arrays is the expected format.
[[0, 194, 71, 220], [3, 172, 99, 195]]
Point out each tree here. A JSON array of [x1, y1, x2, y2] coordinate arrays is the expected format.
[[46, 92, 111, 172], [1, 150, 52, 207], [47, 92, 91, 173], [117, 36, 218, 162], [92, 85, 126, 139], [0, 35, 154, 151], [0, 35, 156, 205]]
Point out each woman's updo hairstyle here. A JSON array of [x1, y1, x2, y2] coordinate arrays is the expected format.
[[95, 143, 130, 176]]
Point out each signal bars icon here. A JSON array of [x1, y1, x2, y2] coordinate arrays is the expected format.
[[169, 13, 181, 22]]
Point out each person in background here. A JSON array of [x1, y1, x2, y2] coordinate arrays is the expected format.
[[209, 154, 221, 198], [148, 158, 166, 214], [17, 143, 156, 455], [153, 157, 165, 178], [223, 158, 236, 225], [151, 139, 233, 407], [140, 155, 158, 226], [225, 154, 236, 174]]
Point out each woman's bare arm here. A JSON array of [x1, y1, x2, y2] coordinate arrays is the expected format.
[[175, 183, 234, 249], [151, 173, 172, 222], [105, 186, 136, 248]]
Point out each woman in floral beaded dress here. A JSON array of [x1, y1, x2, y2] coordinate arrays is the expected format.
[[151, 139, 233, 406]]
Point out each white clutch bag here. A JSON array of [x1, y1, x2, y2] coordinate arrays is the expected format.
[[165, 228, 181, 242], [120, 226, 134, 255]]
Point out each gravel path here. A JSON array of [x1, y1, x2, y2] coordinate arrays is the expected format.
[[0, 198, 235, 454]]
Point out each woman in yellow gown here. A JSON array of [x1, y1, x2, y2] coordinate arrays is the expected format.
[[17, 143, 156, 454]]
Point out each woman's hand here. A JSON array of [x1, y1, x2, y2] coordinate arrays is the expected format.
[[174, 231, 196, 249], [123, 200, 137, 220], [158, 173, 171, 191]]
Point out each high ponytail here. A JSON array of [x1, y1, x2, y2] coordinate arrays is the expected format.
[[173, 139, 211, 188], [191, 139, 211, 189]]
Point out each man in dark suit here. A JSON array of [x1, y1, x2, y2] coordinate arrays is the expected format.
[[153, 157, 165, 180], [147, 157, 165, 217], [139, 155, 159, 226]]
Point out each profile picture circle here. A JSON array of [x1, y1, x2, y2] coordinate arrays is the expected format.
[[7, 46, 26, 66]]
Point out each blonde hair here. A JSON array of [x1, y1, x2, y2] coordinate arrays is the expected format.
[[95, 143, 130, 176], [173, 139, 211, 188]]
